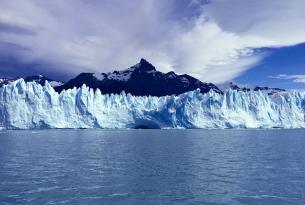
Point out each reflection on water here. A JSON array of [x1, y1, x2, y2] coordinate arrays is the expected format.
[[0, 129, 305, 204]]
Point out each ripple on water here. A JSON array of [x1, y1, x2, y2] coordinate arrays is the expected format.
[[0, 129, 305, 204]]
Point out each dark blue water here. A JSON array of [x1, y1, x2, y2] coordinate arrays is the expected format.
[[0, 129, 305, 205]]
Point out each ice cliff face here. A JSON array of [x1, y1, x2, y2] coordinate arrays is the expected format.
[[0, 79, 304, 129]]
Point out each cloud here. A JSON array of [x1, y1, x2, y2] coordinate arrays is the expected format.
[[202, 0, 305, 47], [0, 0, 305, 82], [269, 74, 305, 83]]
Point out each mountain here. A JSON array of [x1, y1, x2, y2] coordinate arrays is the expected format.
[[253, 86, 285, 94], [23, 75, 64, 87], [0, 78, 14, 87], [218, 82, 285, 95], [55, 59, 223, 96], [1, 80, 304, 129], [0, 75, 63, 87], [218, 82, 251, 92]]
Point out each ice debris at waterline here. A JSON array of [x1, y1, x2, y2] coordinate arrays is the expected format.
[[0, 79, 304, 129]]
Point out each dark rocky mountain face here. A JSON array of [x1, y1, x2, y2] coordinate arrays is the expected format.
[[55, 59, 223, 96]]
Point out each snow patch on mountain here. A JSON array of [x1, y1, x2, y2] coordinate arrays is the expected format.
[[93, 73, 105, 81], [108, 70, 133, 81], [0, 79, 304, 129], [48, 81, 64, 87], [93, 67, 136, 82]]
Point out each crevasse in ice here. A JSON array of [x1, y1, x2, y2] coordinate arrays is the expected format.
[[0, 79, 304, 129]]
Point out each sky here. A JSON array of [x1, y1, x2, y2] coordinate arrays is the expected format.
[[0, 0, 305, 89]]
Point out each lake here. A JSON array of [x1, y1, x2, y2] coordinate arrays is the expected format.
[[0, 129, 305, 204]]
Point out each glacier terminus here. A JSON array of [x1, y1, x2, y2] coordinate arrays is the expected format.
[[0, 79, 304, 129]]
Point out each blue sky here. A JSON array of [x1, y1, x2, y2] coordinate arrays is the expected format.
[[236, 43, 305, 89], [0, 0, 304, 89]]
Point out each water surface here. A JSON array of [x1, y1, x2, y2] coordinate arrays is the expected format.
[[0, 129, 305, 204]]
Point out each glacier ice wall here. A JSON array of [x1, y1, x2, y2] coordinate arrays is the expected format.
[[0, 79, 304, 129]]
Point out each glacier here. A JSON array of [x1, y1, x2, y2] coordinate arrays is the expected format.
[[0, 79, 304, 129]]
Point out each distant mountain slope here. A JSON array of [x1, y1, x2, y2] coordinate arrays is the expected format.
[[218, 82, 286, 95], [0, 78, 14, 87], [0, 75, 63, 87], [55, 59, 222, 96], [217, 82, 251, 92]]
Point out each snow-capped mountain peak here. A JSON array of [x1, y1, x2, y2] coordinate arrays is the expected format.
[[55, 59, 223, 96], [92, 59, 156, 82], [133, 58, 157, 72]]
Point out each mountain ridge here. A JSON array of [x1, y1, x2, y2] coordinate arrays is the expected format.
[[54, 59, 223, 96], [218, 82, 286, 95], [1, 59, 289, 96], [0, 75, 63, 88]]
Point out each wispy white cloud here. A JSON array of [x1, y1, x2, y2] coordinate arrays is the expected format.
[[269, 74, 305, 83], [0, 0, 305, 83]]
